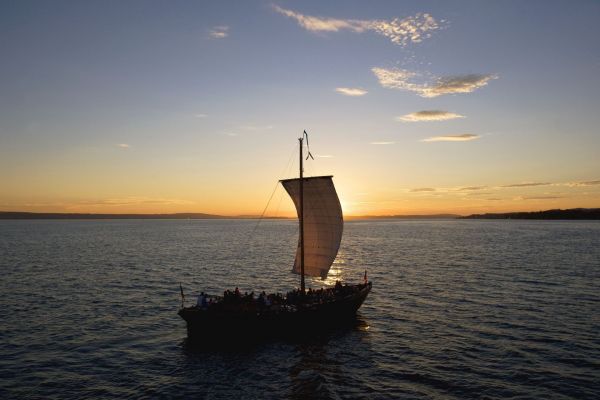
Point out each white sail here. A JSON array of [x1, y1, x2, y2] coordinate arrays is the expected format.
[[281, 176, 343, 279]]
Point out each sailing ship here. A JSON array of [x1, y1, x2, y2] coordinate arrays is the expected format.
[[178, 132, 372, 340]]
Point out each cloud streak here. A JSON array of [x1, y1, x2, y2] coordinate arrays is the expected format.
[[422, 134, 480, 142], [335, 87, 368, 96], [240, 125, 274, 131], [410, 188, 436, 192], [465, 192, 493, 196], [273, 5, 441, 46], [209, 26, 229, 39], [117, 143, 130, 148], [522, 196, 564, 200], [566, 180, 600, 187], [406, 178, 600, 197], [501, 182, 551, 188], [372, 67, 497, 98], [397, 110, 465, 122], [66, 197, 195, 207], [104, 197, 194, 206], [370, 141, 395, 145], [457, 186, 488, 191]]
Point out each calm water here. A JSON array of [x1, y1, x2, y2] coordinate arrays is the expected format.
[[0, 219, 599, 399]]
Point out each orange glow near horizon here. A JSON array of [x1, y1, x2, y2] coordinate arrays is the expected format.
[[2, 181, 599, 217], [1, 137, 598, 217]]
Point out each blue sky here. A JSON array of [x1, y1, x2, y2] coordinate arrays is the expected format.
[[1, 1, 599, 215]]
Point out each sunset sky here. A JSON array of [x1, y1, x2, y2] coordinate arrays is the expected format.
[[1, 1, 599, 216]]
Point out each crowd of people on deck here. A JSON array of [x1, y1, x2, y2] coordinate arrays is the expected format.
[[194, 279, 368, 312]]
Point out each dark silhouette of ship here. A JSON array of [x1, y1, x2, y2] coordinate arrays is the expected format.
[[178, 132, 371, 341]]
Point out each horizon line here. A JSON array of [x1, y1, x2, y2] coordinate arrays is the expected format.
[[2, 209, 598, 220]]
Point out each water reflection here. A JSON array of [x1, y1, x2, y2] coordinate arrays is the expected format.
[[290, 342, 335, 400], [177, 315, 374, 398], [289, 316, 373, 399], [4, 220, 598, 398]]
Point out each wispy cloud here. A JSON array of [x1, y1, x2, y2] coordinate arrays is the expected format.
[[566, 180, 600, 187], [409, 187, 436, 192], [104, 197, 194, 206], [335, 87, 368, 96], [371, 14, 441, 46], [431, 75, 497, 97], [501, 182, 551, 188], [397, 110, 465, 122], [372, 67, 497, 98], [370, 141, 395, 145], [273, 5, 366, 33], [273, 5, 441, 46], [422, 134, 480, 142], [195, 113, 208, 118], [522, 196, 564, 200], [240, 125, 274, 131], [117, 143, 130, 148], [403, 178, 600, 198], [316, 154, 334, 158], [67, 197, 195, 207], [209, 26, 229, 39], [456, 186, 488, 191], [466, 192, 493, 196]]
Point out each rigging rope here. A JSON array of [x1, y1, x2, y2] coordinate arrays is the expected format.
[[272, 182, 286, 218], [232, 142, 297, 267], [248, 179, 280, 238], [250, 141, 296, 230], [232, 132, 320, 271]]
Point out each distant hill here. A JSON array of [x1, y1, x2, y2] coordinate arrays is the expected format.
[[347, 214, 459, 220], [0, 211, 459, 220], [0, 212, 230, 220], [461, 208, 600, 220], [5, 209, 598, 220]]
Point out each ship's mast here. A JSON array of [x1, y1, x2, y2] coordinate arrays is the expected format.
[[299, 136, 306, 294]]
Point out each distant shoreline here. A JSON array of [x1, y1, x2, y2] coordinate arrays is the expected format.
[[0, 212, 282, 220], [460, 208, 600, 220], [345, 214, 459, 220], [1, 208, 599, 220], [0, 211, 457, 220]]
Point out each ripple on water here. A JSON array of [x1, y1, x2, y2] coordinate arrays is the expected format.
[[0, 219, 599, 399]]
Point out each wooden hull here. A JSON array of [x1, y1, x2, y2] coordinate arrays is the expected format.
[[179, 282, 372, 343]]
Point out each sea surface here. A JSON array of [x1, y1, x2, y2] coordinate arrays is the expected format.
[[0, 219, 599, 399]]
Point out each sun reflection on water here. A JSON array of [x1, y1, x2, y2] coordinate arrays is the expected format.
[[323, 251, 345, 286]]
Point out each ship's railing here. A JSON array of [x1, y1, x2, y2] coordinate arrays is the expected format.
[[181, 282, 370, 309], [183, 293, 222, 308]]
